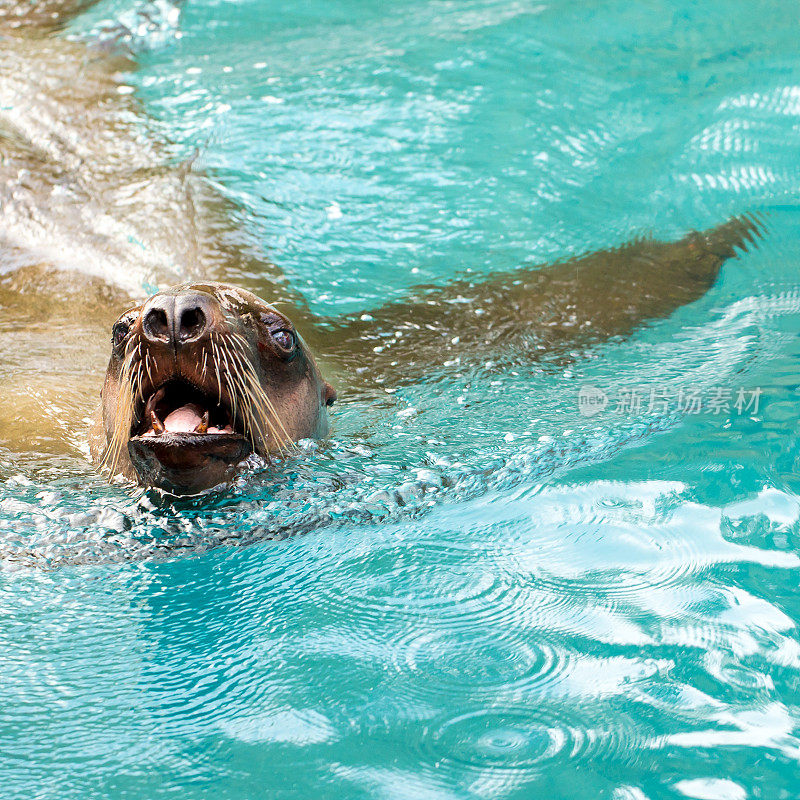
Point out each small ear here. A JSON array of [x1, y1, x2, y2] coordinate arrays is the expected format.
[[323, 382, 337, 406]]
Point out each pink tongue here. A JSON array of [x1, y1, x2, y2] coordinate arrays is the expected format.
[[163, 403, 203, 433]]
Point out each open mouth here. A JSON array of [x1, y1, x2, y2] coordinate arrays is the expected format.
[[134, 380, 237, 438], [127, 379, 253, 493]]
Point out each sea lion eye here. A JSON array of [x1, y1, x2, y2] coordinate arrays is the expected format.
[[112, 320, 130, 352], [271, 328, 296, 353]]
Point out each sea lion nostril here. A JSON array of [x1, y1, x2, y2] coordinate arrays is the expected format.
[[179, 306, 206, 341], [143, 308, 170, 341]]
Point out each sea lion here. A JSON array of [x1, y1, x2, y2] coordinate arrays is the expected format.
[[0, 0, 763, 493], [96, 217, 761, 494], [96, 282, 336, 494]]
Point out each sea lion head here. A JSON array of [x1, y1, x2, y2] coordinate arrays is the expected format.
[[100, 282, 336, 494]]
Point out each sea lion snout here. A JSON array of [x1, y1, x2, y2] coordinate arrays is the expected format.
[[99, 282, 335, 493], [141, 289, 217, 349]]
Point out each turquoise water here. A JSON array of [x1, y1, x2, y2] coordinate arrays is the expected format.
[[5, 1, 800, 797]]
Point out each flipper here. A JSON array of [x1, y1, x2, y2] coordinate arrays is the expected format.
[[315, 214, 765, 388]]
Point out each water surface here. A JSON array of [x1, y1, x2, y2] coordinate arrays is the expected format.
[[4, 1, 800, 798]]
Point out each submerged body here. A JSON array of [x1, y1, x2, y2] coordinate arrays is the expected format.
[[0, 0, 762, 492], [98, 216, 759, 493]]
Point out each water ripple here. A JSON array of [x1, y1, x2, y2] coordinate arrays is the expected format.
[[420, 705, 648, 779]]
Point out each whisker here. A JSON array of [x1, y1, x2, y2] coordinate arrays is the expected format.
[[222, 340, 260, 446], [100, 341, 141, 477], [216, 338, 238, 428], [224, 338, 296, 453], [144, 351, 154, 389], [213, 336, 223, 407]]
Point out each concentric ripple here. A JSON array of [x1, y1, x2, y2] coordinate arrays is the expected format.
[[392, 632, 569, 701], [420, 705, 648, 780]]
